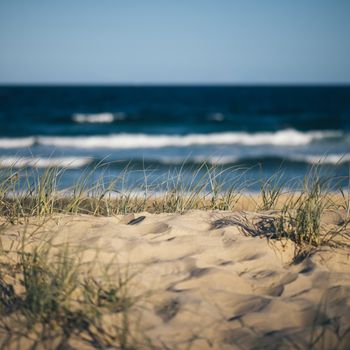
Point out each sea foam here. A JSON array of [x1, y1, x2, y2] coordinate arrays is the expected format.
[[0, 137, 36, 149], [0, 156, 92, 169], [152, 153, 350, 166], [0, 129, 342, 149], [36, 129, 342, 149], [291, 154, 350, 165], [72, 113, 125, 123]]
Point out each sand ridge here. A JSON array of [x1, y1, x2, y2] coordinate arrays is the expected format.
[[1, 210, 350, 349]]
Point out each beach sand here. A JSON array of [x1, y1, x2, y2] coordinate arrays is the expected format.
[[1, 209, 350, 349]]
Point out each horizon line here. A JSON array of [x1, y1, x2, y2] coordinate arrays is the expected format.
[[1, 82, 350, 87]]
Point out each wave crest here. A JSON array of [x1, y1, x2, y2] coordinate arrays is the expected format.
[[0, 129, 342, 149], [0, 137, 36, 149], [72, 112, 125, 124], [154, 153, 350, 166], [37, 129, 343, 149], [0, 157, 92, 169]]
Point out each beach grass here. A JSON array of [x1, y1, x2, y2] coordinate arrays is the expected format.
[[0, 221, 140, 350], [0, 163, 349, 249], [0, 163, 247, 218]]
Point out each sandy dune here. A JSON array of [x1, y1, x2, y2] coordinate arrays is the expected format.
[[1, 210, 350, 349]]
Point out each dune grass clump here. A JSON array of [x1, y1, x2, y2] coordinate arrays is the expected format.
[[254, 168, 350, 254], [281, 167, 350, 249], [292, 175, 329, 246], [0, 167, 63, 221], [257, 170, 285, 211], [0, 163, 248, 219], [207, 166, 350, 255], [0, 225, 138, 350], [149, 164, 246, 213]]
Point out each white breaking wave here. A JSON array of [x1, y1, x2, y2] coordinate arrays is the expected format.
[[291, 154, 350, 165], [72, 112, 125, 123], [0, 137, 36, 149], [204, 153, 350, 165], [155, 155, 240, 165], [155, 153, 350, 166], [0, 157, 92, 169], [36, 129, 343, 149], [0, 129, 343, 149], [192, 155, 240, 164]]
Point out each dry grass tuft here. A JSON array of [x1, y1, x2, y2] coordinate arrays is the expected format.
[[0, 222, 140, 350]]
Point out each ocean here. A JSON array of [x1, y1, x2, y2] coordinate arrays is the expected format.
[[0, 85, 349, 191]]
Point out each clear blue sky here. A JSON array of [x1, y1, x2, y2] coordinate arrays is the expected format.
[[0, 0, 349, 84]]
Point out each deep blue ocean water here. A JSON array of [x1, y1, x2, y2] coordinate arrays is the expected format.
[[0, 86, 350, 191]]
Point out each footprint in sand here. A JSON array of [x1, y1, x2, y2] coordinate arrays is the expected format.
[[227, 296, 271, 321], [118, 218, 171, 237], [155, 298, 181, 322], [141, 222, 171, 237], [239, 270, 298, 297]]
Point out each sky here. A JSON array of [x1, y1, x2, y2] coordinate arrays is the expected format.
[[0, 0, 349, 84]]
